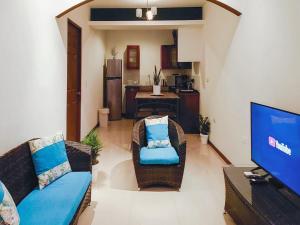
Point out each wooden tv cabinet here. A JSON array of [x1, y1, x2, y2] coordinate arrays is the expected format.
[[223, 167, 300, 225]]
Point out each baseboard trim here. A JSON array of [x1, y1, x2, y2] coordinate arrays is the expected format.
[[86, 123, 99, 135], [94, 123, 99, 130], [208, 141, 232, 165]]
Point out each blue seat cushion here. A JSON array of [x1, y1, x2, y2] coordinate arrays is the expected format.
[[17, 172, 91, 225], [140, 146, 179, 165]]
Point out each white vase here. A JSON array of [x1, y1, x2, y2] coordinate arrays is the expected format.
[[200, 133, 209, 145], [153, 85, 161, 95]]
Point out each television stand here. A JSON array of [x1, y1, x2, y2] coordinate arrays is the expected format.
[[224, 167, 300, 225], [250, 166, 263, 173]]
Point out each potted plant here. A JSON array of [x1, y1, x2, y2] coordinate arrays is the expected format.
[[199, 115, 210, 145], [153, 65, 162, 95], [82, 130, 103, 165]]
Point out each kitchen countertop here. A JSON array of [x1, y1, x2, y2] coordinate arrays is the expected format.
[[125, 84, 142, 87], [125, 85, 199, 94], [135, 92, 180, 99]]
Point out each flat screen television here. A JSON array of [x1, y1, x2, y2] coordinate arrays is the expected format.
[[251, 102, 300, 196]]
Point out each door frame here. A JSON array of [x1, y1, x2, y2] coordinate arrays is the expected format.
[[67, 19, 82, 141]]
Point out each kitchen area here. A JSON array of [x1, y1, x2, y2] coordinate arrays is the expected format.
[[125, 79, 200, 134], [103, 27, 203, 134]]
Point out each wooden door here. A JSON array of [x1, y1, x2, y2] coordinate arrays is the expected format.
[[67, 20, 81, 141]]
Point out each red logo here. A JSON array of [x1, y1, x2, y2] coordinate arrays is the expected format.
[[269, 136, 276, 147]]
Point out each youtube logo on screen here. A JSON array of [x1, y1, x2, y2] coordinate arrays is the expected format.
[[268, 136, 292, 156]]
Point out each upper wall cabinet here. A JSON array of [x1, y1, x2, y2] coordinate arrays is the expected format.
[[178, 27, 204, 62], [161, 45, 192, 70], [161, 45, 178, 69], [126, 45, 140, 70]]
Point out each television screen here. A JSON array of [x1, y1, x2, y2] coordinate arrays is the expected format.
[[251, 102, 300, 196]]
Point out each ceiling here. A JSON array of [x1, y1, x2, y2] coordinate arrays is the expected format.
[[88, 0, 206, 8]]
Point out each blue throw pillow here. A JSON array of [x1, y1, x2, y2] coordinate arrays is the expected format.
[[0, 181, 20, 225], [145, 116, 171, 149], [28, 132, 72, 189]]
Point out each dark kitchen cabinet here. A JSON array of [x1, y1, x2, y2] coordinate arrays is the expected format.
[[161, 45, 178, 69], [125, 86, 139, 118], [179, 91, 200, 134], [126, 45, 140, 70], [161, 45, 192, 70]]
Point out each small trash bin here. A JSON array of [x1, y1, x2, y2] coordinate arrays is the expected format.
[[98, 108, 109, 128]]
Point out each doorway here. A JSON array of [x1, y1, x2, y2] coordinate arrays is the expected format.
[[67, 19, 81, 142]]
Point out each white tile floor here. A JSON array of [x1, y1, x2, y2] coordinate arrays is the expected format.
[[78, 119, 235, 225]]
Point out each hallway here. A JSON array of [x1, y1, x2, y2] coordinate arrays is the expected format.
[[78, 119, 235, 225]]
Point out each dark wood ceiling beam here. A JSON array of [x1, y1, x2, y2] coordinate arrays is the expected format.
[[56, 0, 94, 18], [207, 0, 242, 16]]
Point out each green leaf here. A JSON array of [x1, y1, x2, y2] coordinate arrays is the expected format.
[[199, 114, 210, 135], [81, 130, 103, 155]]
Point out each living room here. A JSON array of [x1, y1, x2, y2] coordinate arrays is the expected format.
[[0, 1, 300, 225]]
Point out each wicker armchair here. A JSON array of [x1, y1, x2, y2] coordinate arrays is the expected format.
[[132, 116, 186, 189]]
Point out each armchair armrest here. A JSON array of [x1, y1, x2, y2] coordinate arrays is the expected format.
[[132, 120, 146, 164], [132, 120, 146, 148], [169, 119, 187, 164], [65, 141, 92, 172]]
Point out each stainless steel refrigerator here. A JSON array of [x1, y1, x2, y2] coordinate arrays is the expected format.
[[104, 59, 122, 121]]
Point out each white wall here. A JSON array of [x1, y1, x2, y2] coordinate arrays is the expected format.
[[0, 1, 105, 154], [202, 0, 300, 165], [178, 27, 204, 62], [105, 30, 189, 85], [0, 1, 66, 154], [57, 4, 106, 139]]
